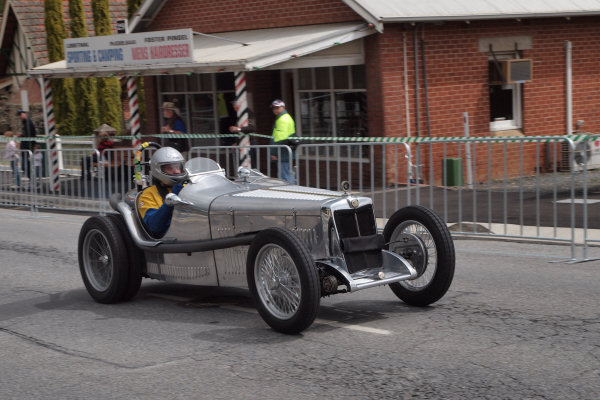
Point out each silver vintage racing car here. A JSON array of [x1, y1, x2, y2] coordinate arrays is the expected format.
[[78, 150, 455, 334]]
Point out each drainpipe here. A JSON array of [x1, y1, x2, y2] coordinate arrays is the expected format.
[[420, 27, 431, 138], [413, 24, 420, 138], [403, 29, 411, 137], [566, 40, 572, 135]]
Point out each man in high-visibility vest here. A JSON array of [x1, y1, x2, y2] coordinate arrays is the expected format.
[[270, 99, 297, 183]]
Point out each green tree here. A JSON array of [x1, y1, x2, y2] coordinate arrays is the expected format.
[[92, 0, 122, 134], [69, 0, 99, 135], [44, 0, 76, 135], [127, 0, 144, 21]]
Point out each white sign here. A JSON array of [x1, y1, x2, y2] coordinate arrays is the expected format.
[[64, 29, 193, 68]]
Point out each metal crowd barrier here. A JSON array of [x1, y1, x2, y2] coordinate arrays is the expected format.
[[0, 136, 598, 262]]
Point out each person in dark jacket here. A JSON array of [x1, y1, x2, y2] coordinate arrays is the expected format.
[[161, 102, 189, 156], [16, 110, 36, 179]]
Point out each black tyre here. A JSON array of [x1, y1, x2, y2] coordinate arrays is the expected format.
[[107, 214, 144, 301], [246, 227, 320, 334], [383, 205, 455, 306], [78, 216, 130, 303]]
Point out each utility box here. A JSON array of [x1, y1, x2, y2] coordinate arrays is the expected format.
[[442, 158, 463, 186]]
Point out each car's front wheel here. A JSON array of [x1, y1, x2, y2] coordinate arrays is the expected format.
[[383, 205, 455, 307], [78, 216, 132, 303], [246, 228, 320, 334]]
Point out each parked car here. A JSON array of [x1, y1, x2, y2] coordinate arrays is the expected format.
[[78, 152, 455, 334]]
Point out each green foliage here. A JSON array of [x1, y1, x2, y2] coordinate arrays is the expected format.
[[97, 77, 123, 134], [44, 0, 75, 135], [74, 78, 99, 134], [127, 0, 144, 19], [93, 0, 122, 134], [69, 0, 99, 134], [92, 0, 111, 36], [68, 0, 86, 37]]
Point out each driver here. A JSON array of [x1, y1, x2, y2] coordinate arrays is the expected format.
[[137, 147, 188, 238]]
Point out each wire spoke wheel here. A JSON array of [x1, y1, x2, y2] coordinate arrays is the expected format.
[[78, 216, 130, 304], [255, 244, 301, 319], [390, 220, 437, 291], [384, 206, 455, 307], [83, 229, 114, 292], [247, 228, 320, 334]]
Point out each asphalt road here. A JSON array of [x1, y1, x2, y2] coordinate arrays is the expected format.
[[1, 208, 599, 399]]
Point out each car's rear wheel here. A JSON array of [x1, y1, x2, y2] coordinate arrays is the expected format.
[[78, 216, 130, 303], [107, 214, 144, 301], [383, 205, 455, 306], [247, 228, 320, 334]]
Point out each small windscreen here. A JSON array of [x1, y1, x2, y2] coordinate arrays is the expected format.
[[185, 157, 223, 174]]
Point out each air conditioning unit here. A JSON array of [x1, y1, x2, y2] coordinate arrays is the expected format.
[[490, 59, 533, 84], [560, 137, 600, 171]]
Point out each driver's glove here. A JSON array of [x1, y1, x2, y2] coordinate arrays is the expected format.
[[172, 183, 184, 195]]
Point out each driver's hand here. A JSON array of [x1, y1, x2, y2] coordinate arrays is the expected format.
[[172, 183, 184, 195]]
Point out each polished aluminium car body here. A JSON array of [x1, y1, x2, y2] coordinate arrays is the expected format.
[[119, 157, 416, 291]]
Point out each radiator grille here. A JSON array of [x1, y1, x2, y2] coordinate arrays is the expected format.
[[333, 204, 376, 239], [333, 204, 380, 273]]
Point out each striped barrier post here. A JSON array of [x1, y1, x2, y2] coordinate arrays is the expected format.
[[234, 71, 251, 168], [127, 77, 142, 147], [39, 78, 60, 192]]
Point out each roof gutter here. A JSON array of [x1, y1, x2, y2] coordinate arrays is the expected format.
[[128, 0, 168, 33], [381, 11, 600, 23], [342, 0, 383, 32]]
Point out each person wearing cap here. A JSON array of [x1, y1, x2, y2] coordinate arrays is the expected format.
[[16, 110, 36, 180], [160, 101, 189, 156], [270, 99, 297, 183]]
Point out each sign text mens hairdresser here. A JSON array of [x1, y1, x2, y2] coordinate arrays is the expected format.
[[65, 29, 193, 68]]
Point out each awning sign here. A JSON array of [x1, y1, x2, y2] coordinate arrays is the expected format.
[[64, 29, 193, 68]]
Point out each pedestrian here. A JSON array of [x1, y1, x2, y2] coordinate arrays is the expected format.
[[161, 101, 189, 157], [269, 99, 297, 183], [33, 143, 43, 189], [4, 131, 21, 188], [16, 110, 36, 180], [80, 130, 115, 180]]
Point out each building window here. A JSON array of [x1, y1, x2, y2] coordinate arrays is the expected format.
[[158, 72, 236, 136], [489, 54, 522, 131], [295, 65, 367, 159]]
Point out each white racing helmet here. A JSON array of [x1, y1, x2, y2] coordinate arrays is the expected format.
[[150, 147, 188, 186]]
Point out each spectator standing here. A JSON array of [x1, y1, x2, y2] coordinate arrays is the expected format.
[[269, 99, 297, 183], [16, 110, 36, 180], [33, 143, 43, 189], [4, 131, 21, 188], [80, 130, 115, 180], [161, 102, 189, 157]]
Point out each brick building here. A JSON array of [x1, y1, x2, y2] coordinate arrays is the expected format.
[[24, 0, 600, 182]]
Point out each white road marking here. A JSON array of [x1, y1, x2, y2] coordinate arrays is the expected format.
[[148, 297, 392, 335]]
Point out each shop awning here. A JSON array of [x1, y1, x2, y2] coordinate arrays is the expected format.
[[28, 22, 375, 78]]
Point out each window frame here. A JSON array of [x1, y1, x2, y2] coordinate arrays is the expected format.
[[489, 53, 523, 132]]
